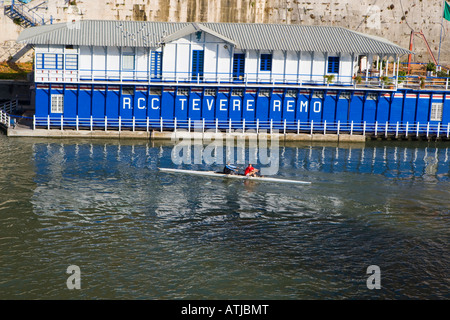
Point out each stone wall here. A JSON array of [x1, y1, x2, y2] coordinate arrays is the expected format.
[[1, 0, 450, 65]]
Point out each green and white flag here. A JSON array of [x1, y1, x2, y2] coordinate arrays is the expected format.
[[444, 1, 450, 21]]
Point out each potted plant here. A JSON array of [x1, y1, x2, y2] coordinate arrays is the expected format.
[[323, 74, 334, 85], [419, 76, 426, 89], [397, 70, 406, 88], [426, 62, 436, 77], [436, 70, 449, 78], [353, 75, 362, 84], [381, 76, 393, 88], [323, 74, 335, 85]]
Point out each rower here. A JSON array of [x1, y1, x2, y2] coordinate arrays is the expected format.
[[223, 163, 238, 175], [244, 164, 259, 177]]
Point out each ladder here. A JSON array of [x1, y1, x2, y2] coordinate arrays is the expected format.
[[3, 0, 51, 28]]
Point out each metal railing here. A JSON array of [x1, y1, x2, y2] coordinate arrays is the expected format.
[[4, 0, 51, 26], [32, 116, 450, 139], [0, 108, 11, 128], [0, 99, 18, 114], [34, 68, 450, 92]]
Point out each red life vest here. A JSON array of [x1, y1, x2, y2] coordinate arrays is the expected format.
[[244, 165, 254, 175]]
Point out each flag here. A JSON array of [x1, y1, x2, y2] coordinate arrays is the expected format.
[[444, 1, 450, 21]]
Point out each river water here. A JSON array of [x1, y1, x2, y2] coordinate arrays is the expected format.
[[0, 133, 448, 300]]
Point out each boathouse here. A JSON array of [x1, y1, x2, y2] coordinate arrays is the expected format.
[[15, 20, 450, 137]]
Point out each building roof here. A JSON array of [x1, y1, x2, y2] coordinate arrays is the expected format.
[[162, 22, 238, 47], [17, 20, 412, 56]]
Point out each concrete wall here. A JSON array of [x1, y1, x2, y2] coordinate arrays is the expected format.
[[2, 0, 450, 65], [0, 80, 32, 104]]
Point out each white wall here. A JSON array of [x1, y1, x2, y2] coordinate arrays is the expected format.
[[34, 32, 365, 85], [311, 52, 326, 82], [285, 51, 299, 83], [340, 53, 354, 83], [79, 46, 91, 74], [245, 50, 258, 81], [299, 52, 312, 82], [106, 46, 120, 80], [163, 32, 231, 82]]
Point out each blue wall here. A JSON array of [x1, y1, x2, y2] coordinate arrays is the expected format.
[[34, 84, 450, 130]]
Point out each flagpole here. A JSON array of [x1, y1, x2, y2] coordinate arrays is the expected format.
[[438, 0, 446, 66]]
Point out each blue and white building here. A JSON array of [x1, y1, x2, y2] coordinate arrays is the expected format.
[[16, 20, 450, 136]]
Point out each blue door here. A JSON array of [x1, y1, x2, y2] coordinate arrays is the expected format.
[[233, 53, 245, 82], [192, 50, 204, 82]]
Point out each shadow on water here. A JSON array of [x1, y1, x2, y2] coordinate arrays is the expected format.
[[0, 134, 449, 299]]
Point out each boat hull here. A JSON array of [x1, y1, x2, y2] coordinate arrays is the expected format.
[[158, 168, 311, 185]]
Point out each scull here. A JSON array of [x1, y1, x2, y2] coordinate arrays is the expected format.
[[158, 168, 311, 185]]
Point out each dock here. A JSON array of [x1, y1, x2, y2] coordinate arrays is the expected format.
[[2, 123, 365, 142], [3, 120, 449, 142]]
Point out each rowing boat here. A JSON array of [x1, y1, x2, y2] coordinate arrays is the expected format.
[[158, 168, 311, 185]]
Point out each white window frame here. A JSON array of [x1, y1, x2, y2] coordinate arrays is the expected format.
[[65, 54, 79, 70], [51, 94, 64, 114], [430, 102, 443, 121], [36, 53, 64, 70], [327, 56, 340, 74]]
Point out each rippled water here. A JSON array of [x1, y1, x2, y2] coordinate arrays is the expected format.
[[0, 133, 448, 300]]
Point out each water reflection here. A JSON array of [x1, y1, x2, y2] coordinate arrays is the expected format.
[[30, 140, 450, 224], [32, 140, 449, 180]]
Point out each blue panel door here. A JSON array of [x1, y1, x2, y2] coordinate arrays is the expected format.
[[335, 97, 349, 122], [403, 94, 417, 123], [77, 89, 91, 119], [443, 97, 450, 124], [192, 50, 204, 81], [269, 93, 283, 126], [283, 97, 296, 123], [120, 88, 134, 119], [161, 90, 175, 121], [243, 93, 257, 127], [309, 98, 323, 123], [296, 93, 310, 122], [322, 94, 336, 122], [363, 99, 377, 124], [202, 96, 216, 122], [349, 94, 364, 122], [147, 94, 161, 120], [416, 94, 430, 123], [376, 96, 390, 123], [389, 96, 403, 123], [64, 89, 78, 118], [233, 53, 245, 82], [134, 90, 148, 120], [215, 91, 229, 122], [106, 88, 120, 119], [35, 87, 49, 117], [188, 91, 202, 121], [256, 96, 269, 128], [92, 88, 106, 119]]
